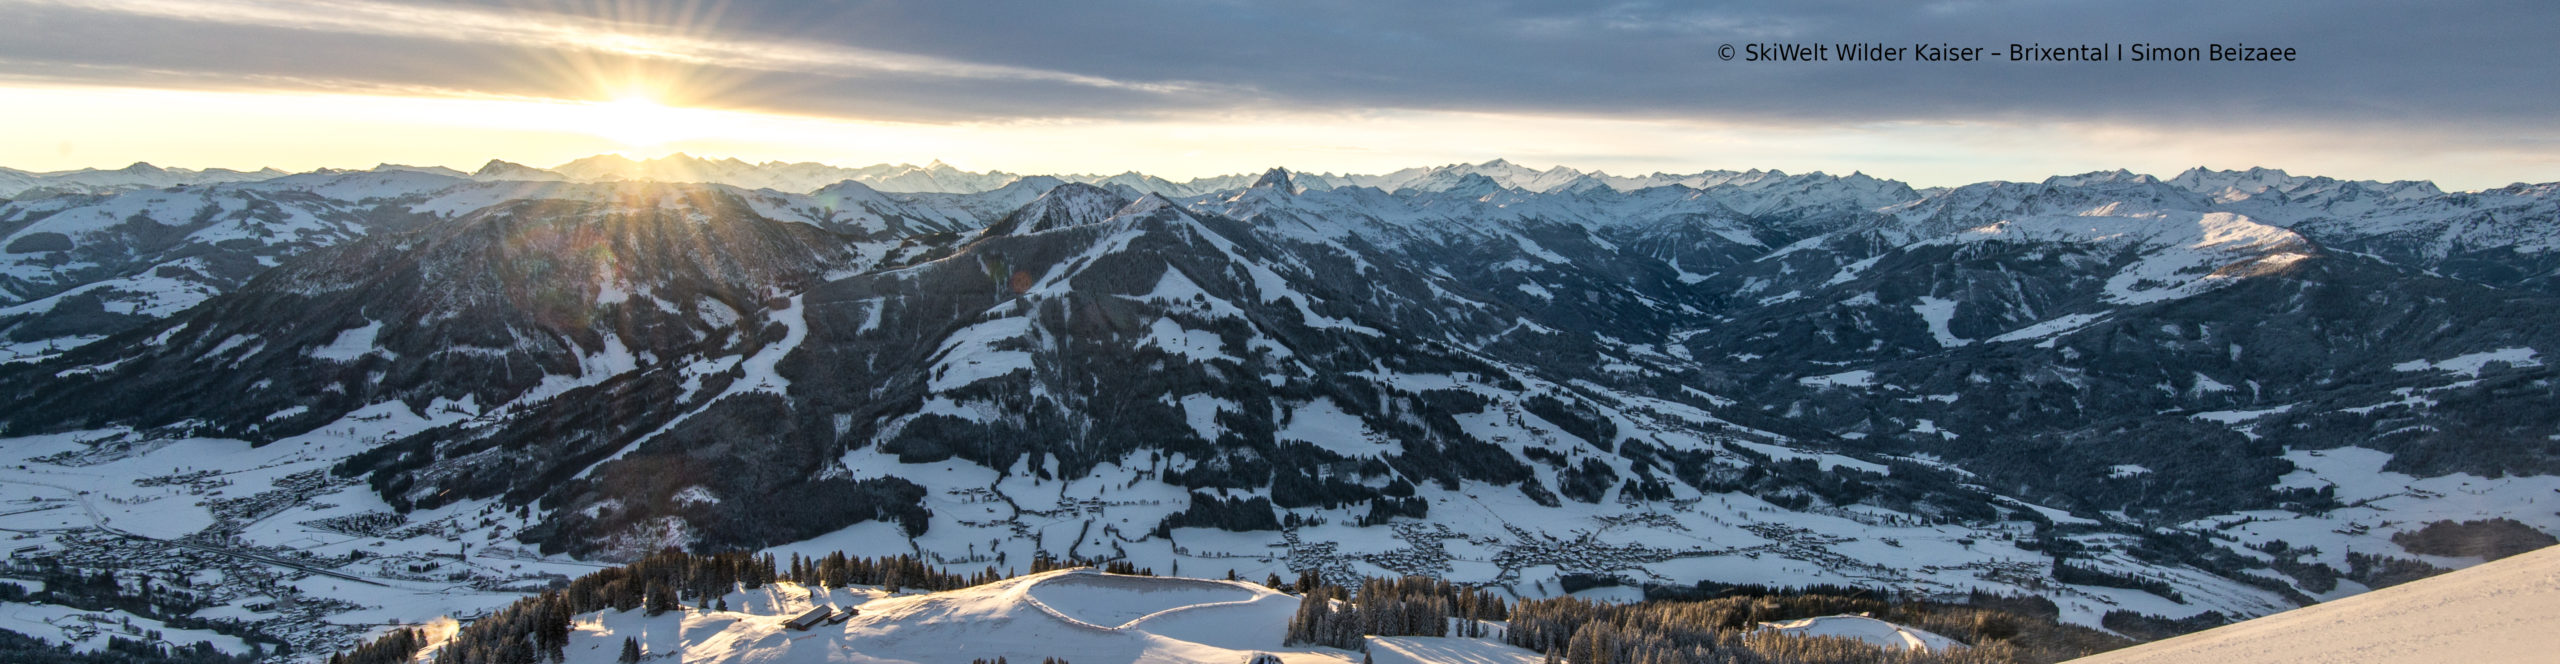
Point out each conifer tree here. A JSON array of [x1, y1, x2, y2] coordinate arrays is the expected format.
[[644, 580, 677, 616]]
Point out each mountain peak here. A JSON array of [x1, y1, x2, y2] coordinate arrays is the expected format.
[[996, 174, 1069, 193], [1114, 192, 1182, 218], [475, 159, 528, 176], [1450, 172, 1503, 189], [1250, 167, 1296, 195], [2044, 169, 2161, 187], [370, 163, 468, 178], [474, 159, 565, 181], [984, 182, 1130, 236], [554, 153, 637, 170]]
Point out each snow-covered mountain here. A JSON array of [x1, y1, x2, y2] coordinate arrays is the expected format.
[[0, 162, 289, 198], [0, 169, 467, 362], [465, 153, 1934, 204], [550, 154, 910, 194], [472, 159, 570, 182], [0, 172, 1000, 363], [2, 159, 2558, 660]]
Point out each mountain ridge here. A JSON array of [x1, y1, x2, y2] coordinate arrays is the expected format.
[[20, 154, 2544, 201], [2, 158, 2557, 655]]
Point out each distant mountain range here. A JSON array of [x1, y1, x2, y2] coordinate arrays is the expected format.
[[3, 156, 2557, 645], [23, 153, 2468, 201], [0, 162, 291, 197]]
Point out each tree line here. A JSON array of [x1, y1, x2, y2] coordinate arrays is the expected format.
[[1285, 575, 1511, 650], [1503, 590, 2131, 664], [329, 629, 425, 664], [0, 629, 255, 664]]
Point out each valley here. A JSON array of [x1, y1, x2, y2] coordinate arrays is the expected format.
[[1, 156, 2556, 661]]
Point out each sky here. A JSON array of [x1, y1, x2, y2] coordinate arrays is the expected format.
[[2, 0, 2556, 189]]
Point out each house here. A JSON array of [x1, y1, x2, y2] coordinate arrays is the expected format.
[[784, 606, 832, 631]]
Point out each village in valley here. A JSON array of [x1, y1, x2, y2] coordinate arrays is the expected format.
[[1, 367, 2548, 662]]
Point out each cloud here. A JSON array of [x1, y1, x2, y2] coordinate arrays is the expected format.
[[14, 0, 1187, 90], [4, 0, 2556, 129], [0, 0, 1243, 122], [1, 0, 2556, 187]]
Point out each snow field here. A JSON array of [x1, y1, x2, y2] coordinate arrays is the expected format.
[[1024, 571, 1264, 628], [552, 570, 1344, 664], [2065, 543, 2560, 664], [1365, 636, 1545, 664], [1754, 615, 1967, 652]]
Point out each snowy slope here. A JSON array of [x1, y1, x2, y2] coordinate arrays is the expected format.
[[545, 570, 1353, 664], [1365, 636, 1545, 664], [2066, 544, 2560, 664], [1755, 615, 1967, 652]]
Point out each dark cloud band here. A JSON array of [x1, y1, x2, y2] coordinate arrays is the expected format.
[[2, 0, 2554, 133]]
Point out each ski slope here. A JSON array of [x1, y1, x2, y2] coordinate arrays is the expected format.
[[2066, 544, 2560, 664], [546, 569, 1357, 664]]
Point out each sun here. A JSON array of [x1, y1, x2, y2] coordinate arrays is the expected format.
[[585, 94, 693, 147]]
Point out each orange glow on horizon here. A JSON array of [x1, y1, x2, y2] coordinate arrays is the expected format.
[[1, 83, 2552, 192]]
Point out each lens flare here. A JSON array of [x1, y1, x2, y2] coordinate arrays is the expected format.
[[586, 94, 692, 147]]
